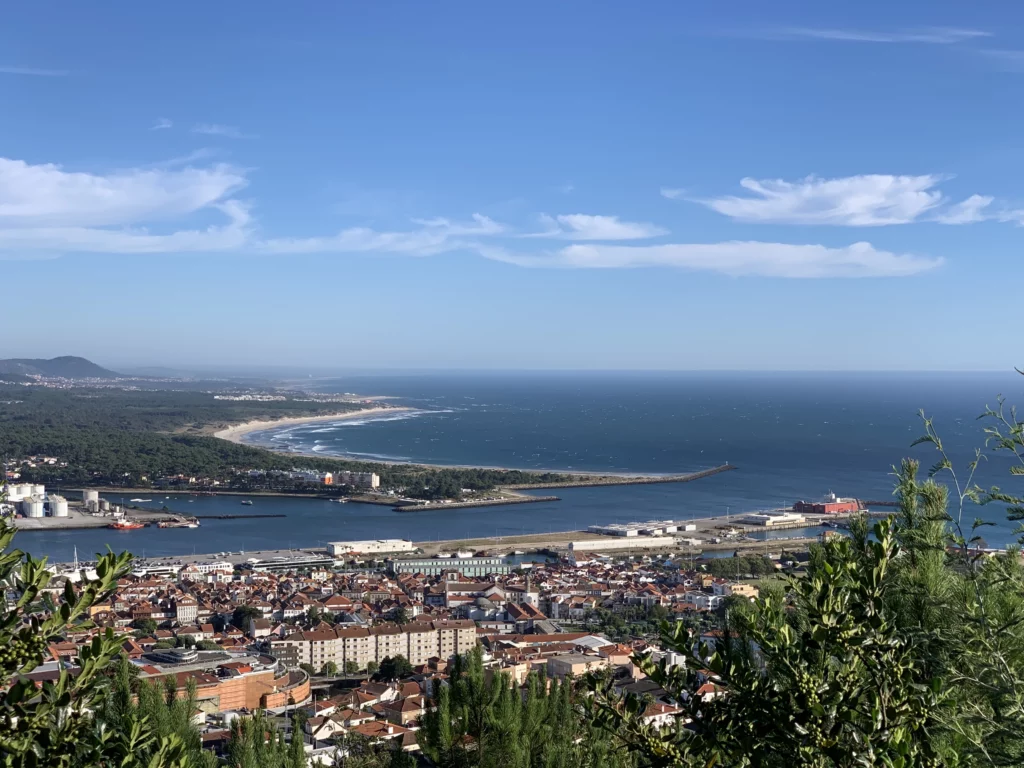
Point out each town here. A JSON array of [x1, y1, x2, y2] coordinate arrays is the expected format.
[[28, 533, 799, 764]]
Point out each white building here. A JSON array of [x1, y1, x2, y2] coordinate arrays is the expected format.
[[329, 471, 380, 489], [568, 536, 675, 552], [327, 539, 415, 556], [740, 511, 805, 527]]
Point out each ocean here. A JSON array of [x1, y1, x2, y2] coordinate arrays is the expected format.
[[25, 372, 1024, 562]]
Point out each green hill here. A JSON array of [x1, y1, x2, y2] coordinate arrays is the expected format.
[[0, 356, 119, 378]]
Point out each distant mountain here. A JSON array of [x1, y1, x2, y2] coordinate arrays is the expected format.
[[0, 356, 120, 378]]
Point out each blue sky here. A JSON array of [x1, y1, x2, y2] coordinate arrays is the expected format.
[[1, 1, 1022, 371]]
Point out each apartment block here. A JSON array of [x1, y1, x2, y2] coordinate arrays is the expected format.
[[272, 620, 476, 671]]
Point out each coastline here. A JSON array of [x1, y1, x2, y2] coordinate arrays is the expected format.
[[213, 406, 732, 484], [212, 406, 414, 444]]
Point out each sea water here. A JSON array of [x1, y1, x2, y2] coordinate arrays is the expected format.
[[26, 372, 1024, 561]]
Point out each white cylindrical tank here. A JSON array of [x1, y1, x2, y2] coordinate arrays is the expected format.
[[11, 484, 31, 501], [99, 499, 111, 512], [83, 489, 100, 503], [85, 500, 99, 513], [48, 496, 69, 517], [21, 498, 45, 518], [30, 485, 45, 497]]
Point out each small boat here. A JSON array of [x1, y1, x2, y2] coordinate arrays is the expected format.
[[240, 500, 254, 506], [108, 520, 145, 531], [129, 498, 152, 503], [330, 498, 348, 504], [512, 550, 525, 555]]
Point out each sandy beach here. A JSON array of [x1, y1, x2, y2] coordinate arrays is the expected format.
[[213, 406, 413, 444]]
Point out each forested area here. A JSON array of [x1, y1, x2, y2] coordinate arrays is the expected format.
[[0, 384, 582, 494]]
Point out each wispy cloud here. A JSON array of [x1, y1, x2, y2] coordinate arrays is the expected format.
[[697, 174, 996, 226], [191, 123, 255, 139], [146, 149, 220, 170], [660, 188, 685, 200], [0, 158, 247, 228], [150, 118, 173, 131], [979, 49, 1024, 72], [525, 214, 667, 240], [763, 27, 990, 44], [933, 194, 994, 224], [480, 241, 940, 278], [0, 65, 69, 76], [0, 154, 944, 278], [557, 183, 575, 194]]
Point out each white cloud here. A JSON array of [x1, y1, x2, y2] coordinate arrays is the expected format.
[[0, 65, 69, 76], [772, 27, 990, 44], [151, 118, 173, 130], [0, 154, 944, 279], [933, 194, 994, 224], [0, 200, 252, 254], [480, 241, 941, 278], [702, 174, 951, 226], [525, 213, 667, 240], [660, 188, 685, 200], [262, 214, 504, 256], [192, 123, 254, 139], [0, 158, 247, 227]]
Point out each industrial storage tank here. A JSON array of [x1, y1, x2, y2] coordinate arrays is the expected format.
[[48, 496, 69, 517], [99, 499, 111, 512], [83, 489, 100, 503], [21, 498, 45, 518], [30, 484, 45, 497], [9, 484, 32, 501]]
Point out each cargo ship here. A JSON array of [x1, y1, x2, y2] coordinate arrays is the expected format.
[[108, 519, 145, 531]]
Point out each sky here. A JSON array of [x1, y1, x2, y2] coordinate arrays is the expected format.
[[1, 1, 1022, 372]]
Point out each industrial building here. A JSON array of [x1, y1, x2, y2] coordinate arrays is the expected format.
[[327, 539, 415, 556], [587, 520, 696, 537], [568, 536, 676, 551], [740, 511, 806, 527], [388, 555, 511, 577], [794, 492, 862, 515]]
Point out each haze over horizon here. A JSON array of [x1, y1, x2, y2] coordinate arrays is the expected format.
[[2, 1, 1020, 371]]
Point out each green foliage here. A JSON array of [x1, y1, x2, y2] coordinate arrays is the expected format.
[[422, 645, 635, 768], [0, 512, 191, 767], [195, 640, 220, 651], [591, 519, 947, 767], [321, 661, 338, 677], [232, 605, 261, 631], [133, 617, 159, 636], [376, 655, 413, 681], [703, 554, 776, 578], [344, 661, 361, 675], [99, 656, 216, 768]]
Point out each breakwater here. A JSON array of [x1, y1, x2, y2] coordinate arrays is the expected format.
[[192, 513, 287, 520], [502, 463, 737, 490], [393, 494, 560, 512]]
